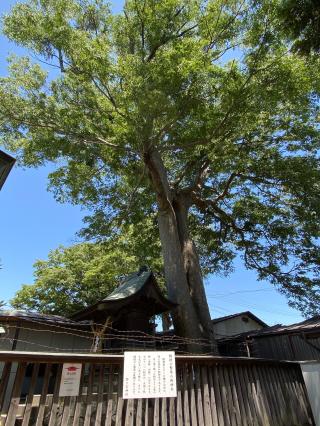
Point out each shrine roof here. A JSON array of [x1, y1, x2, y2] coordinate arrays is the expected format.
[[103, 269, 152, 301], [71, 267, 177, 321]]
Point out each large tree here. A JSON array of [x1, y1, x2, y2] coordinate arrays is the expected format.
[[278, 0, 320, 55], [1, 0, 320, 348]]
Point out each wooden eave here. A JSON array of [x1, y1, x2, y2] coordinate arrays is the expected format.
[[0, 150, 15, 190], [72, 273, 177, 322]]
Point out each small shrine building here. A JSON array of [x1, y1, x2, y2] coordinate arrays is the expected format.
[[71, 267, 177, 351]]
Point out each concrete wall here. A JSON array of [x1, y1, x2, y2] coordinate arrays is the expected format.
[[301, 362, 320, 426], [213, 315, 265, 339]]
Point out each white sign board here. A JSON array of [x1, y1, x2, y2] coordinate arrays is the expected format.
[[123, 351, 177, 399], [59, 363, 82, 396]]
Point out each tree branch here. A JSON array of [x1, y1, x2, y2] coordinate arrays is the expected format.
[[146, 24, 198, 62], [191, 192, 243, 233], [91, 77, 127, 119], [144, 148, 173, 211], [213, 172, 238, 203]]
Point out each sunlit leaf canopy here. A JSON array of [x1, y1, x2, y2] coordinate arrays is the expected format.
[[10, 226, 163, 317], [278, 0, 320, 55], [1, 0, 320, 316]]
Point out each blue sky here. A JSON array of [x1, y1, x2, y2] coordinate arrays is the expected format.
[[0, 0, 305, 326]]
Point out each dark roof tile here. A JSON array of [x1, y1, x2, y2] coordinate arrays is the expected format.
[[103, 270, 152, 301]]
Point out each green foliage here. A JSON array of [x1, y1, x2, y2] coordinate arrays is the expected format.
[[278, 0, 320, 55], [11, 224, 163, 316], [1, 0, 320, 317]]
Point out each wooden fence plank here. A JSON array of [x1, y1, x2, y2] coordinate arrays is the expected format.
[[125, 398, 135, 426], [242, 365, 258, 425], [259, 366, 281, 426], [182, 365, 190, 426], [144, 399, 149, 426], [286, 366, 306, 422], [293, 365, 314, 424], [188, 364, 197, 426], [222, 365, 237, 426], [246, 363, 264, 426], [0, 362, 12, 412], [258, 366, 275, 423], [207, 364, 219, 426], [232, 364, 249, 426], [218, 364, 231, 426], [153, 398, 160, 426], [35, 363, 52, 426], [201, 366, 213, 426], [278, 366, 299, 425], [72, 363, 86, 426], [161, 398, 167, 426], [69, 397, 78, 425], [276, 364, 293, 424], [5, 362, 27, 426], [95, 364, 105, 426], [227, 365, 241, 426], [115, 366, 124, 426], [292, 367, 314, 424], [0, 352, 316, 426], [22, 363, 40, 426], [252, 365, 270, 426], [60, 396, 72, 426], [105, 366, 114, 426], [48, 364, 63, 426], [176, 369, 183, 426], [268, 365, 287, 425], [212, 364, 224, 426], [169, 398, 175, 426], [293, 368, 315, 425], [83, 364, 95, 426], [194, 364, 204, 426], [239, 364, 255, 426], [135, 398, 143, 426]]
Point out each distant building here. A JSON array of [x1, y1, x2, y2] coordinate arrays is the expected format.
[[218, 315, 320, 361], [0, 310, 91, 353], [0, 310, 92, 410], [0, 268, 176, 354], [0, 150, 15, 191], [212, 311, 268, 340]]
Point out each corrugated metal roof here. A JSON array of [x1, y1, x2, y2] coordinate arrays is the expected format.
[[220, 315, 320, 341], [0, 309, 90, 326], [103, 270, 152, 301], [253, 315, 320, 337]]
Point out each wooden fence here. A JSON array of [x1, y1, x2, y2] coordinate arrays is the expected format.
[[0, 351, 315, 426]]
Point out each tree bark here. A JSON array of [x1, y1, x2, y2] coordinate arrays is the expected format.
[[144, 148, 217, 353], [173, 194, 216, 348], [157, 207, 206, 347]]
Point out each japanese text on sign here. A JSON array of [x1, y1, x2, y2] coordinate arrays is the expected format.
[[59, 363, 82, 396], [123, 351, 177, 399]]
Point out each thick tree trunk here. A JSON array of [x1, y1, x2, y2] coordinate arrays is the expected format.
[[173, 194, 217, 351], [157, 208, 207, 348], [144, 148, 217, 353]]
